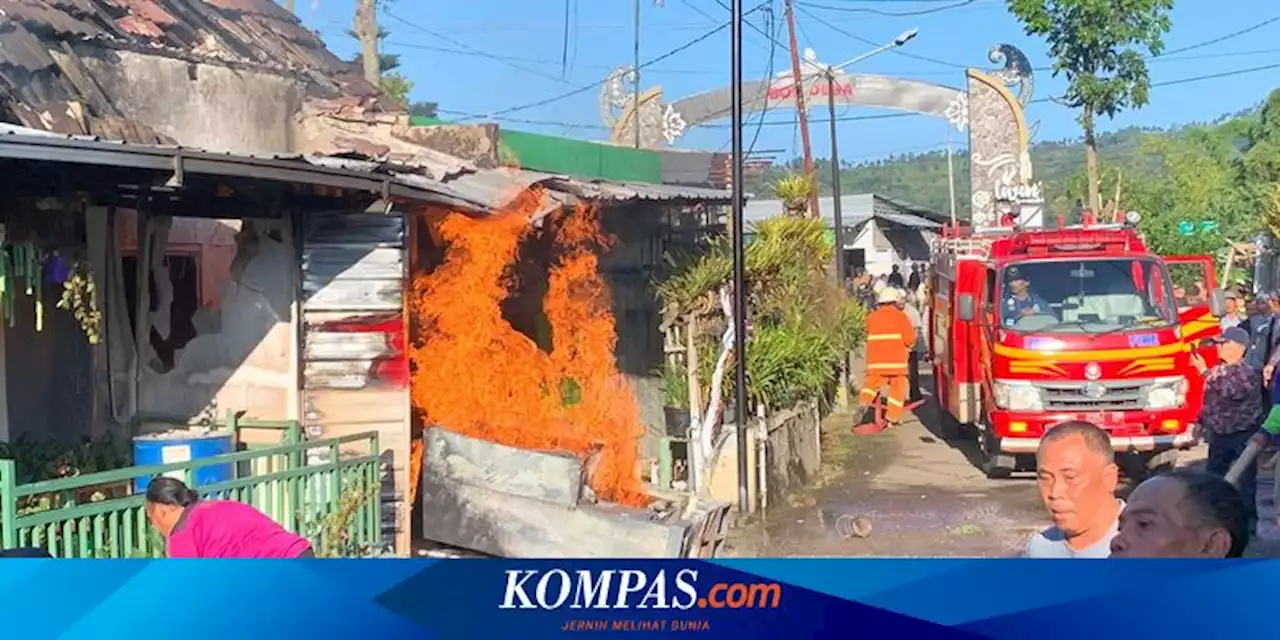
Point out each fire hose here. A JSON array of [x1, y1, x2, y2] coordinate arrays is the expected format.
[[1223, 406, 1280, 487], [1225, 438, 1266, 486]]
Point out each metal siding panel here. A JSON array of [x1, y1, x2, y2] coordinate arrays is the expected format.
[[305, 332, 391, 360], [302, 278, 403, 311], [302, 246, 404, 280]]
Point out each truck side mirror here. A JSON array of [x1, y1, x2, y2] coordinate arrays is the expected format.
[[1209, 289, 1227, 317], [957, 293, 977, 322]]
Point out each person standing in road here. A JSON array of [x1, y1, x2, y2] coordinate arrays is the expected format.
[[907, 263, 922, 292], [1109, 469, 1248, 558], [1260, 294, 1280, 404], [887, 264, 905, 289], [898, 289, 925, 403], [855, 288, 916, 435], [1025, 421, 1123, 558], [1191, 326, 1263, 530], [1221, 289, 1245, 331]]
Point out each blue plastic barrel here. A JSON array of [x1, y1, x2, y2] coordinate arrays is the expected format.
[[133, 431, 234, 493]]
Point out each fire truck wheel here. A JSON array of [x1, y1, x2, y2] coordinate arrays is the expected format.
[[1119, 450, 1178, 482], [980, 431, 1015, 479]]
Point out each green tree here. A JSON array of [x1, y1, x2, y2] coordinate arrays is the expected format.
[[347, 26, 415, 109], [1007, 0, 1173, 214]]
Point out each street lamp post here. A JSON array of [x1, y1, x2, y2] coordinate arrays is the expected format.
[[821, 28, 918, 286], [730, 0, 749, 517]]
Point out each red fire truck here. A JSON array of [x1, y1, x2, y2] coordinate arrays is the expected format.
[[929, 214, 1225, 478]]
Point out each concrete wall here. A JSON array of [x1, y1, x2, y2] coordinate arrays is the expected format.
[[134, 219, 296, 425], [705, 401, 822, 514], [68, 48, 303, 154]]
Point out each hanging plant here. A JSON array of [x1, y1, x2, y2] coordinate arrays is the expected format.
[[56, 260, 101, 344], [0, 241, 48, 330]]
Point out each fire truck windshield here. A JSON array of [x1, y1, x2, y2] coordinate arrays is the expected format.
[[997, 258, 1178, 334]]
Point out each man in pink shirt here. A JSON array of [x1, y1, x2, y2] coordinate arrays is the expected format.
[[145, 477, 314, 559]]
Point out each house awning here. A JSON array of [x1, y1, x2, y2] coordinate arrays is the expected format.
[[0, 125, 733, 213]]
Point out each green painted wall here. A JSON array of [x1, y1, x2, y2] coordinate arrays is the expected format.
[[408, 116, 662, 183]]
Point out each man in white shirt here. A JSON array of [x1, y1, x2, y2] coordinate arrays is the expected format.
[[1025, 421, 1124, 558]]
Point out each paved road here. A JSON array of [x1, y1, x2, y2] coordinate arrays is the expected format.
[[724, 369, 1241, 558]]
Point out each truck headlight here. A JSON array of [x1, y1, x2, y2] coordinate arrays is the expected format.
[[994, 380, 1043, 411], [1145, 376, 1187, 410]]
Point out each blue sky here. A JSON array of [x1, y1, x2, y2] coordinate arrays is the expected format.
[[297, 0, 1280, 164]]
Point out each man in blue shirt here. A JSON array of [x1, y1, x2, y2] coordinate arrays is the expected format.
[[1003, 268, 1051, 327]]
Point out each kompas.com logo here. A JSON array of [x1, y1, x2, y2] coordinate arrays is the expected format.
[[499, 568, 783, 610]]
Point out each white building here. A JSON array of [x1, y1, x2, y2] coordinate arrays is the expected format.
[[743, 193, 948, 277]]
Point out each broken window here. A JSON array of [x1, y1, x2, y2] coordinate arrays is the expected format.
[[121, 253, 200, 373]]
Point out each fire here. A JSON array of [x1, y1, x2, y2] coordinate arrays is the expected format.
[[408, 188, 647, 507]]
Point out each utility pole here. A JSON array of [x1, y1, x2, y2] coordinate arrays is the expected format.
[[730, 0, 750, 518], [783, 0, 818, 218], [285, 0, 294, 12], [826, 70, 844, 286], [354, 0, 381, 85], [634, 0, 642, 149]]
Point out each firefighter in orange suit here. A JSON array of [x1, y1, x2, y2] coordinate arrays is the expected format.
[[858, 287, 917, 426]]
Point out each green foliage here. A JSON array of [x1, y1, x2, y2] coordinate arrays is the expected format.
[[657, 216, 867, 411], [380, 73, 414, 109], [773, 173, 813, 216], [1007, 0, 1173, 117], [0, 432, 129, 484], [660, 360, 690, 409], [309, 485, 380, 558]]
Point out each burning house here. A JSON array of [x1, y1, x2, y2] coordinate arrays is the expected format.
[[0, 0, 733, 555]]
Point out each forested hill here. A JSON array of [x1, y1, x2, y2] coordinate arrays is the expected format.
[[744, 104, 1261, 220]]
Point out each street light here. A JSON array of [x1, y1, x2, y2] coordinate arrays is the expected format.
[[819, 28, 918, 285], [730, 0, 749, 517]]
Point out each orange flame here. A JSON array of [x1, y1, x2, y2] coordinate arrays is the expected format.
[[409, 189, 647, 507]]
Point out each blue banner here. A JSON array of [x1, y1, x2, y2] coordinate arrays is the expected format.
[[0, 559, 1271, 638]]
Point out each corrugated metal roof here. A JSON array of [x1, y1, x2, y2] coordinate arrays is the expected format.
[[0, 124, 728, 212], [534, 174, 733, 203], [744, 193, 945, 229]]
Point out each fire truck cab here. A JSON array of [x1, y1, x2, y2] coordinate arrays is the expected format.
[[929, 214, 1225, 478]]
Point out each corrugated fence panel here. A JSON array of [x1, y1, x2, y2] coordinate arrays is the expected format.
[[300, 210, 408, 553]]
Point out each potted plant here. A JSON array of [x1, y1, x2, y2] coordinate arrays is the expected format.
[[660, 361, 691, 437]]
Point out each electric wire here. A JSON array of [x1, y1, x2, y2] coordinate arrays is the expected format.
[[439, 1, 771, 121], [797, 0, 982, 17]]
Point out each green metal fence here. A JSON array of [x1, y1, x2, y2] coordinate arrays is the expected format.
[[0, 432, 381, 558]]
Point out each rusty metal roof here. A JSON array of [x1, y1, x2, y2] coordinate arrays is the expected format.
[[0, 0, 375, 94]]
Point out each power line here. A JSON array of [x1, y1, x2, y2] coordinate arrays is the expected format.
[[437, 57, 1280, 131], [798, 0, 985, 17], [447, 1, 772, 121], [795, 3, 972, 68], [382, 10, 575, 85], [738, 5, 781, 155], [1163, 15, 1280, 56], [695, 59, 1280, 127], [379, 37, 1280, 79]]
